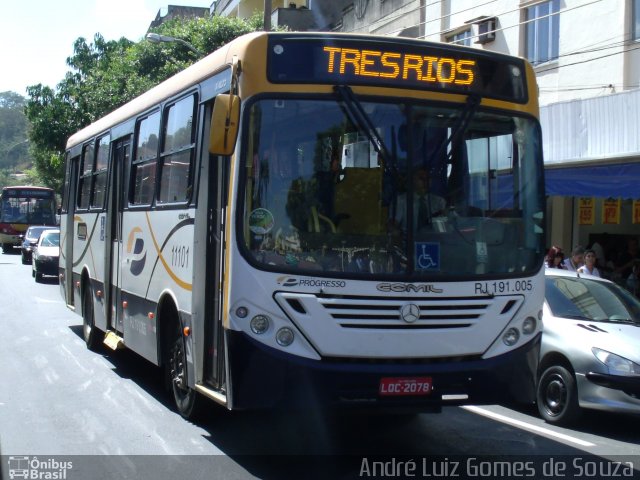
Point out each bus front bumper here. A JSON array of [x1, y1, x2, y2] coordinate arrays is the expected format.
[[0, 233, 23, 246], [226, 331, 540, 411]]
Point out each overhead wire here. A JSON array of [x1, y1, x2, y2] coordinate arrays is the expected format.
[[340, 0, 637, 92]]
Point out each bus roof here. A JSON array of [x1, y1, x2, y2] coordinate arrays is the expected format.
[[2, 186, 55, 193], [65, 31, 263, 150], [66, 31, 533, 151]]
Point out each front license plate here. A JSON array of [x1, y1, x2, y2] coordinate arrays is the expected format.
[[379, 377, 433, 396]]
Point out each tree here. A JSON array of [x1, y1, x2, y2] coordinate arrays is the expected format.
[[24, 14, 264, 193], [0, 92, 29, 170]]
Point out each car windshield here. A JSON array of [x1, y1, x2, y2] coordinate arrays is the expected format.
[[40, 232, 60, 247], [545, 276, 640, 324], [27, 227, 50, 240], [240, 97, 545, 279]]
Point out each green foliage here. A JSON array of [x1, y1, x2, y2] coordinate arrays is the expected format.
[[0, 92, 29, 167], [0, 91, 36, 190], [24, 14, 264, 193]]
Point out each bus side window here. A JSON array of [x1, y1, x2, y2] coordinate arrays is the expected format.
[[131, 111, 160, 206], [158, 94, 197, 204], [77, 143, 94, 210]]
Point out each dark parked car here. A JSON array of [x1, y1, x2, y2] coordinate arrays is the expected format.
[[21, 226, 56, 264], [32, 229, 60, 282], [538, 269, 640, 425]]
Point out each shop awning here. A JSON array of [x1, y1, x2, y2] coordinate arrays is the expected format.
[[545, 162, 640, 199]]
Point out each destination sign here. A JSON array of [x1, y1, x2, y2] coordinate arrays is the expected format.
[[267, 36, 528, 103], [4, 189, 54, 198]]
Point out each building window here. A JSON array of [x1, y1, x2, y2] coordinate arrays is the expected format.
[[525, 0, 559, 65], [634, 0, 640, 40], [448, 29, 472, 46]]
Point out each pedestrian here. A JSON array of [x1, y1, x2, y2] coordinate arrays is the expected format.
[[577, 249, 600, 277], [544, 246, 565, 269], [562, 245, 585, 271], [614, 237, 640, 281], [626, 260, 640, 298]]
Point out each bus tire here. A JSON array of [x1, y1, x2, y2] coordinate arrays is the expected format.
[[536, 365, 581, 426], [167, 321, 204, 420], [82, 285, 101, 351]]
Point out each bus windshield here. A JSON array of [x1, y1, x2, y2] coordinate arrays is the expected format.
[[1, 191, 57, 225], [241, 96, 545, 279]]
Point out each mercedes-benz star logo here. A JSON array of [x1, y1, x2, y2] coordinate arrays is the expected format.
[[400, 303, 420, 323]]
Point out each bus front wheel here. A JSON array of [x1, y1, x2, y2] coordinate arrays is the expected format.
[[167, 323, 205, 420]]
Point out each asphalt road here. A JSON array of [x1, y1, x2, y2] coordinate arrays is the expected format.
[[0, 251, 638, 480]]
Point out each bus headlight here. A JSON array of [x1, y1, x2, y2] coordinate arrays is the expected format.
[[250, 314, 270, 334], [276, 327, 294, 346], [522, 316, 537, 335], [235, 306, 249, 318], [502, 328, 520, 346]]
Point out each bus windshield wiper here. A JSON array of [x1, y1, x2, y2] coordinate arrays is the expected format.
[[333, 85, 394, 165], [432, 94, 481, 166]]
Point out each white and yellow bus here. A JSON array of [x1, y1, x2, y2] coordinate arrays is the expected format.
[[60, 32, 546, 418]]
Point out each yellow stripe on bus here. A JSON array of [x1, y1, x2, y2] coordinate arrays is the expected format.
[[144, 212, 192, 292]]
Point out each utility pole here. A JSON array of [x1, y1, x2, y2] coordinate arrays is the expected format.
[[264, 0, 272, 31]]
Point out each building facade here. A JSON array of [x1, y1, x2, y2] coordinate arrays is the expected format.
[[148, 5, 210, 31], [212, 0, 640, 271]]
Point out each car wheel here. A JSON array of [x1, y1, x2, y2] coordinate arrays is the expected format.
[[536, 365, 581, 425], [82, 286, 101, 351], [35, 271, 43, 283], [21, 252, 28, 265], [32, 262, 36, 278]]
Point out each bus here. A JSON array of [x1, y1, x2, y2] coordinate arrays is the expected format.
[[60, 32, 546, 419], [0, 186, 57, 253]]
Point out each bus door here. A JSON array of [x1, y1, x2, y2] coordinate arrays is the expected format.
[[64, 155, 80, 307], [105, 136, 130, 333], [199, 101, 229, 391]]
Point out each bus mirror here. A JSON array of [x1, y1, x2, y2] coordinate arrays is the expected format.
[[209, 94, 240, 156]]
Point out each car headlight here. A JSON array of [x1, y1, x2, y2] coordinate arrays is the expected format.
[[592, 347, 640, 376]]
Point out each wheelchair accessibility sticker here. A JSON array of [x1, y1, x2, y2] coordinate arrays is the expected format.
[[415, 242, 440, 271]]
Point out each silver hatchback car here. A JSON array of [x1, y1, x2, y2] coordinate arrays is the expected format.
[[538, 269, 640, 425]]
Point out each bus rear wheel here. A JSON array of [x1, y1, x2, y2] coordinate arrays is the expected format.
[[168, 324, 205, 420], [82, 286, 101, 351]]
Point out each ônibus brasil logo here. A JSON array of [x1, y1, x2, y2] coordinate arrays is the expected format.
[[7, 456, 73, 479]]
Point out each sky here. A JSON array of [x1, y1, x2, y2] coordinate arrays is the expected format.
[[0, 0, 211, 96]]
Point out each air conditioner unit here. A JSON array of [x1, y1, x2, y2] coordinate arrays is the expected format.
[[475, 17, 496, 44]]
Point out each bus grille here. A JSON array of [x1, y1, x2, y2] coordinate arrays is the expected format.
[[310, 294, 494, 330]]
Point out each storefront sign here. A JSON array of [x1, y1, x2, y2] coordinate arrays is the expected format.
[[602, 198, 621, 225], [633, 200, 640, 224], [578, 198, 594, 225]]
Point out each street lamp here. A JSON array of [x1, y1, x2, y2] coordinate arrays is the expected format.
[[145, 33, 204, 58]]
